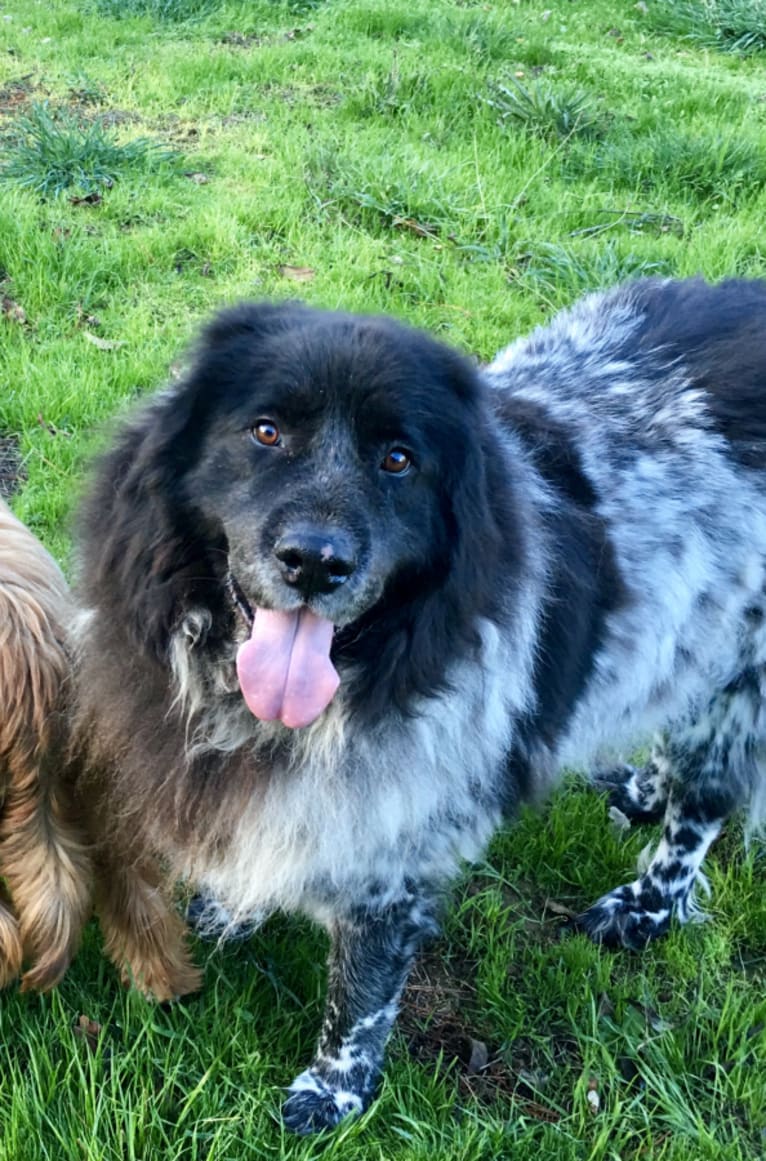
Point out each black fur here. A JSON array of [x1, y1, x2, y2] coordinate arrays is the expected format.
[[73, 278, 766, 1133]]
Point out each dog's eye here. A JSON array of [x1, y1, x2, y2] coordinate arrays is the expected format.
[[381, 448, 411, 475], [252, 420, 281, 447]]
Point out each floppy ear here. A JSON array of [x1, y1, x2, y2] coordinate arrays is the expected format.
[[78, 300, 315, 660], [76, 390, 223, 661], [405, 357, 518, 684]]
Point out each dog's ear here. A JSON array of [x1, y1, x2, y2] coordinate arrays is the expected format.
[[413, 353, 516, 678], [76, 388, 223, 661], [78, 301, 313, 660]]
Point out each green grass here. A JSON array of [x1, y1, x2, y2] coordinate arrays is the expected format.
[[650, 0, 766, 55], [0, 101, 175, 198], [0, 0, 765, 1156]]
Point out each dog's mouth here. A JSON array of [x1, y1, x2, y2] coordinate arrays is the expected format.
[[236, 606, 340, 730]]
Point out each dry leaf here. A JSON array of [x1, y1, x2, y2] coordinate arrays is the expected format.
[[84, 331, 126, 351], [278, 264, 316, 283], [544, 897, 578, 920], [76, 305, 101, 329], [464, 1036, 489, 1074], [36, 413, 70, 438], [69, 192, 102, 207], [73, 1014, 103, 1053], [392, 216, 438, 239], [520, 1098, 561, 1123], [2, 296, 27, 325]]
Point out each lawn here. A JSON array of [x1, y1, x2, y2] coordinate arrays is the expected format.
[[1, 0, 765, 1157]]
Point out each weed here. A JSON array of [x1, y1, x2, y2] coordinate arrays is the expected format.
[[596, 128, 766, 206], [91, 0, 217, 19], [651, 0, 766, 54], [517, 241, 673, 306], [486, 77, 603, 142], [0, 102, 174, 198]]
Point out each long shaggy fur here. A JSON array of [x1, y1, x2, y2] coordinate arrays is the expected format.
[[72, 278, 766, 1132], [0, 498, 90, 990]]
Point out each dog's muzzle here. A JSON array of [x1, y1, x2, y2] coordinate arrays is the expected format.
[[274, 526, 357, 600]]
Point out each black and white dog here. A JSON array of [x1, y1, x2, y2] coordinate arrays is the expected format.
[[72, 277, 766, 1133]]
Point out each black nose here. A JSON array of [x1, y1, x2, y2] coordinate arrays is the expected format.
[[274, 527, 357, 598]]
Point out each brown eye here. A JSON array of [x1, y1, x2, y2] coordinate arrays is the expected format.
[[252, 420, 281, 447], [381, 447, 411, 475]]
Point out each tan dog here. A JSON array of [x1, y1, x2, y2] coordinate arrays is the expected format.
[[0, 497, 90, 990]]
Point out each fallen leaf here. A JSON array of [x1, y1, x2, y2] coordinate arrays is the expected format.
[[1, 295, 26, 325], [69, 192, 102, 207], [519, 1098, 561, 1123], [597, 991, 615, 1019], [83, 331, 126, 351], [392, 216, 439, 239], [544, 897, 578, 920], [37, 413, 71, 437], [463, 1036, 489, 1074], [628, 999, 675, 1033], [76, 305, 101, 329], [278, 264, 316, 282], [73, 1014, 103, 1053]]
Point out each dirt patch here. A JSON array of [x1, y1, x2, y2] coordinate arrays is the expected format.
[[0, 435, 25, 499], [399, 944, 566, 1119], [0, 77, 39, 119]]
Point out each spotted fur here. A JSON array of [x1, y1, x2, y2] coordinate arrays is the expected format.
[[73, 277, 766, 1132]]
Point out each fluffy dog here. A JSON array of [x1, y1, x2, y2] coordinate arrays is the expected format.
[[0, 498, 90, 990], [72, 278, 766, 1133]]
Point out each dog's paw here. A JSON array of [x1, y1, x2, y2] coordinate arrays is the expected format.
[[592, 763, 665, 825], [574, 882, 671, 951], [282, 1069, 365, 1135]]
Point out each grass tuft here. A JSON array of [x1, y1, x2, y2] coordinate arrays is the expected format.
[[485, 77, 603, 142], [90, 0, 218, 20], [517, 242, 673, 307], [0, 102, 175, 198], [651, 0, 766, 54]]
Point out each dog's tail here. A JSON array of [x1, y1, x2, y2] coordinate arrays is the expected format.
[[0, 507, 92, 991]]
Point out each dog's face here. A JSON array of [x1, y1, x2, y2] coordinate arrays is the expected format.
[[171, 303, 494, 726], [182, 304, 485, 629], [82, 300, 507, 726]]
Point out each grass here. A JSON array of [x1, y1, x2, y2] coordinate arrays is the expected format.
[[0, 101, 175, 198], [650, 0, 766, 54], [0, 0, 765, 1157], [485, 78, 604, 142]]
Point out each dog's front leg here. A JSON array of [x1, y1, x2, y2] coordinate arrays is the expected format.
[[282, 894, 437, 1134]]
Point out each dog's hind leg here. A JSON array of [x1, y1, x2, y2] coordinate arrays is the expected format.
[[0, 752, 92, 991], [282, 894, 438, 1135], [576, 668, 762, 950], [94, 849, 201, 1003]]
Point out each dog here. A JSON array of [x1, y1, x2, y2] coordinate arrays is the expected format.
[[71, 277, 766, 1133], [0, 497, 90, 991]]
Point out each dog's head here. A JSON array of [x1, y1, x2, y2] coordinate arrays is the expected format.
[[79, 302, 518, 723]]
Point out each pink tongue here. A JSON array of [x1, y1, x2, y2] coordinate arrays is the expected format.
[[236, 608, 339, 729]]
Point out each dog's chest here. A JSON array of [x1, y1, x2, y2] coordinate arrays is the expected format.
[[179, 650, 516, 923]]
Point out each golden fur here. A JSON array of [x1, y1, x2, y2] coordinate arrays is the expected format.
[[0, 498, 90, 990]]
